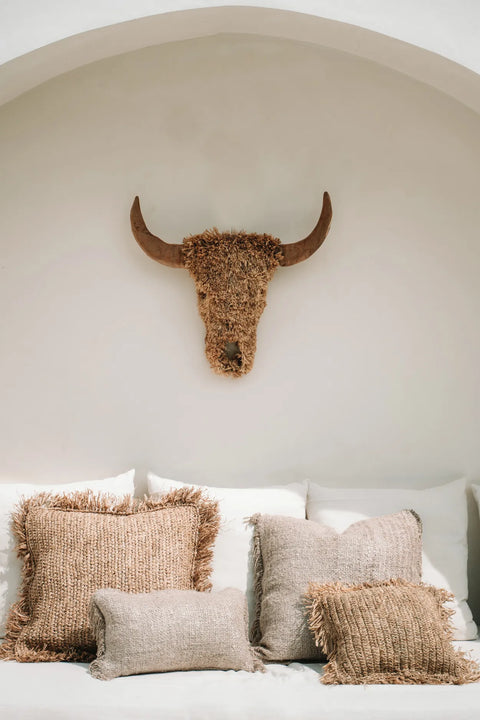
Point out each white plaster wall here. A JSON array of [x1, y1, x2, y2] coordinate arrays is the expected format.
[[0, 34, 480, 615]]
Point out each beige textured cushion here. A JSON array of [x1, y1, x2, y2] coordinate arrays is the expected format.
[[251, 510, 422, 662], [306, 579, 480, 685], [0, 488, 219, 662], [89, 587, 263, 680]]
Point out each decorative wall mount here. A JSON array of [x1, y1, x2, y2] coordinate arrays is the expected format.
[[130, 193, 332, 376]]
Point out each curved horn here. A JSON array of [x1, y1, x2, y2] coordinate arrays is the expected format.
[[279, 191, 332, 267], [130, 196, 185, 268]]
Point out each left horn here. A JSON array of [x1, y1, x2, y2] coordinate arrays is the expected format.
[[279, 191, 332, 267], [130, 196, 185, 268]]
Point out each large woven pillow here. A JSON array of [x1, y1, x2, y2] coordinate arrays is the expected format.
[[306, 579, 480, 685], [89, 588, 263, 680], [0, 488, 219, 662], [0, 469, 135, 639], [251, 510, 422, 662]]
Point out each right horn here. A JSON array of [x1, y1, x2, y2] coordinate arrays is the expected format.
[[130, 196, 185, 268], [279, 191, 332, 267]]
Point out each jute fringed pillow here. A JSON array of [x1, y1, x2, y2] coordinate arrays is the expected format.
[[89, 588, 263, 680], [306, 579, 480, 685], [0, 488, 219, 662], [251, 510, 422, 662], [0, 469, 135, 639]]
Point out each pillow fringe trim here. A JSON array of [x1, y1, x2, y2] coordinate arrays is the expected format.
[[248, 513, 264, 649], [88, 603, 109, 679]]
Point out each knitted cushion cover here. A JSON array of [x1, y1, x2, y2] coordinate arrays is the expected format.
[[251, 510, 422, 662], [89, 587, 263, 680], [306, 579, 480, 685], [0, 488, 219, 662]]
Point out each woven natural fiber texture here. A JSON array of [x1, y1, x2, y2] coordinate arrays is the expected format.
[[251, 510, 422, 662], [182, 230, 282, 376], [0, 488, 219, 662], [306, 579, 480, 685], [89, 587, 263, 680]]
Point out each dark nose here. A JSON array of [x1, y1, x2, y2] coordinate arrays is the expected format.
[[225, 342, 241, 362]]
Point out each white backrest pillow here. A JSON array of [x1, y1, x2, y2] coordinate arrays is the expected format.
[[147, 473, 307, 627], [307, 478, 477, 640], [0, 469, 135, 638]]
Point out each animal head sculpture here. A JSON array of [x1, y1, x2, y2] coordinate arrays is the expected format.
[[131, 193, 332, 376]]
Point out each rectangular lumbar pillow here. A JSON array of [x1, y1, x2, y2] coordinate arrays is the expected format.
[[306, 579, 480, 685], [0, 469, 135, 639], [251, 510, 422, 662], [306, 478, 477, 640], [0, 487, 219, 662], [89, 587, 263, 680], [147, 473, 307, 628]]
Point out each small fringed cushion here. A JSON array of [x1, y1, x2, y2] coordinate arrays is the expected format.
[[306, 579, 480, 685], [0, 488, 219, 662]]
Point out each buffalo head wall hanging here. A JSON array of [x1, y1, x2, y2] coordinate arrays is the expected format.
[[130, 192, 332, 377]]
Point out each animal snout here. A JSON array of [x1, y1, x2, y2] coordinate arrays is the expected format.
[[224, 341, 241, 363]]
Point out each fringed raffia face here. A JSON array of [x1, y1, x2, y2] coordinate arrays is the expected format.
[[130, 193, 332, 377], [183, 230, 282, 376]]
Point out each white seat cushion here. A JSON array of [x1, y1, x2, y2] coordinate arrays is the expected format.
[[306, 478, 477, 640], [147, 473, 307, 625], [0, 469, 135, 638], [1, 641, 479, 720]]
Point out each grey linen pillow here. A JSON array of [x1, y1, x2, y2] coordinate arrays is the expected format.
[[89, 587, 263, 680], [250, 509, 422, 662]]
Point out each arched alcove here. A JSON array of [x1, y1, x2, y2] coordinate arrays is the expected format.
[[1, 8, 480, 620], [1, 6, 480, 114]]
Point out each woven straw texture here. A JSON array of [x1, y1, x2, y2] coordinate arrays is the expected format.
[[183, 229, 282, 376], [89, 587, 263, 680], [251, 510, 422, 662], [306, 579, 480, 685], [0, 488, 219, 662]]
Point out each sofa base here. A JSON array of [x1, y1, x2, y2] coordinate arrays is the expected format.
[[1, 640, 479, 720]]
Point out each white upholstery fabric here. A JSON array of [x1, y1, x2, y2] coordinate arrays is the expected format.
[[0, 641, 479, 720], [307, 478, 477, 640], [0, 470, 135, 638], [147, 474, 307, 624]]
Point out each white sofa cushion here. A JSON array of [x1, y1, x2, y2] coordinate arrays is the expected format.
[[147, 473, 307, 625], [0, 469, 135, 639], [307, 478, 477, 640], [1, 641, 480, 720]]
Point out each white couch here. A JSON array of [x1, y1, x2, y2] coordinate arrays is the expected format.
[[1, 642, 480, 720], [1, 474, 480, 718]]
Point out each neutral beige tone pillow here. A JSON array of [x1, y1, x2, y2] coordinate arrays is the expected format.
[[0, 488, 219, 662], [0, 469, 135, 640], [89, 587, 263, 680], [306, 579, 480, 685], [251, 510, 422, 662]]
